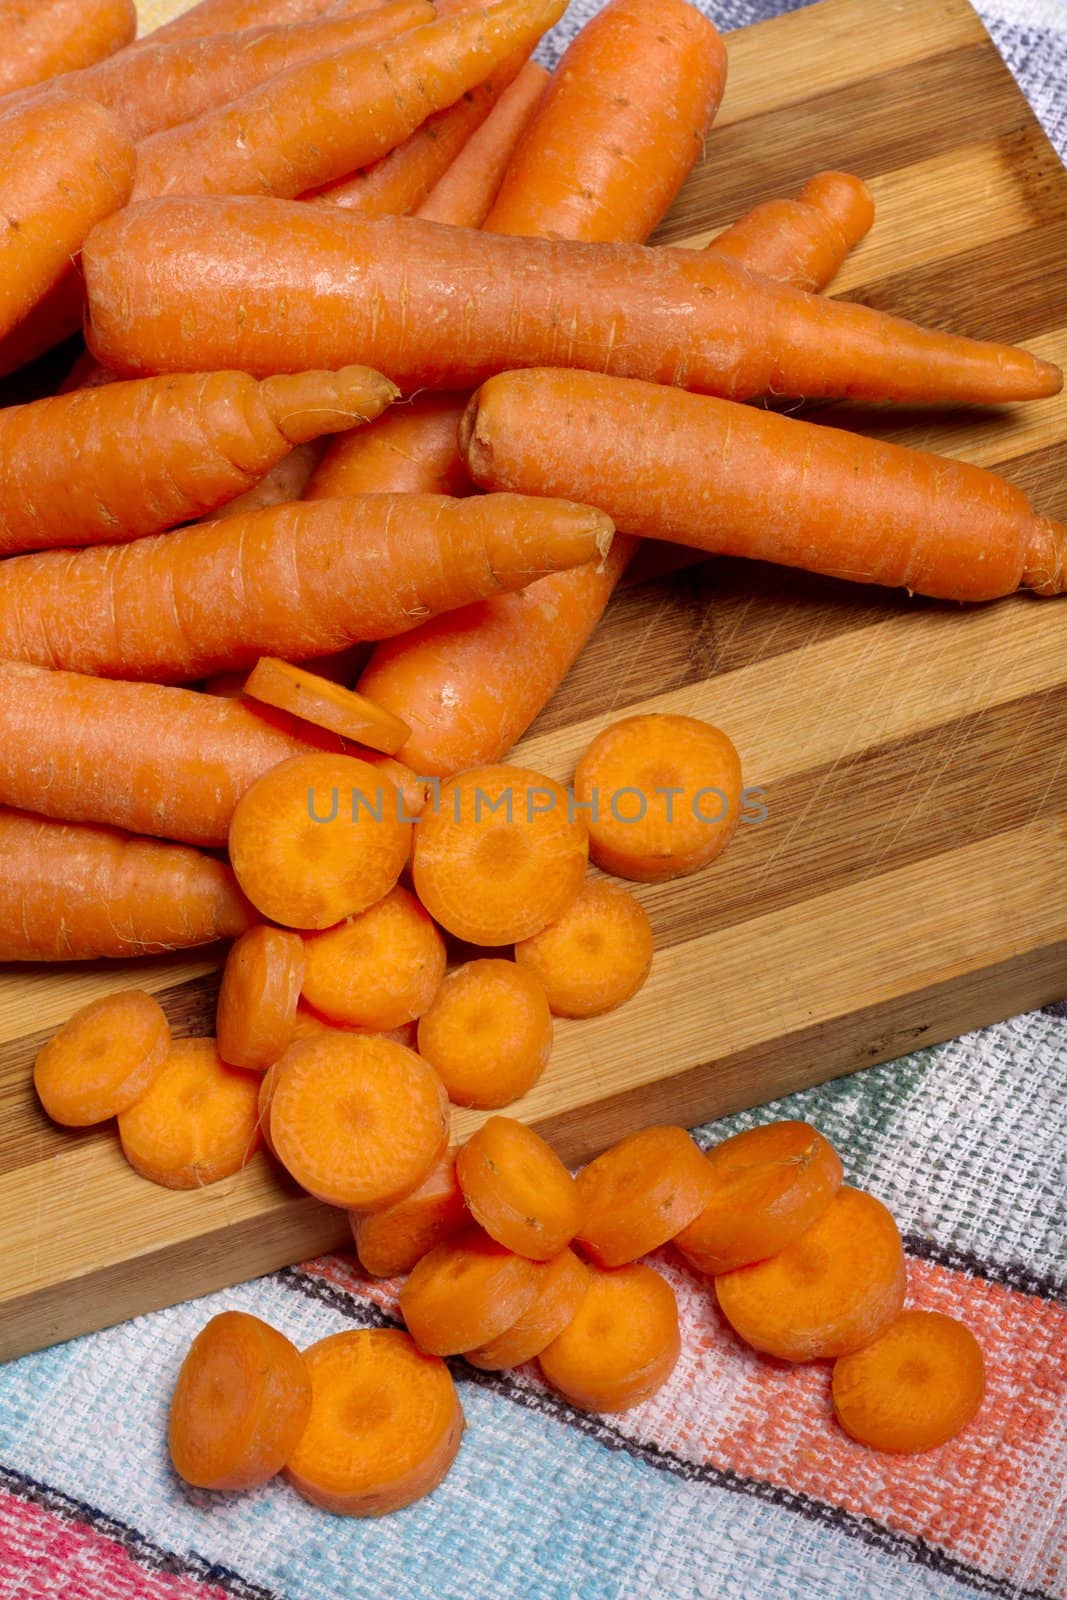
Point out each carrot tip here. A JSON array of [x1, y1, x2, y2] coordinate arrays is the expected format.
[[1025, 519, 1065, 596]]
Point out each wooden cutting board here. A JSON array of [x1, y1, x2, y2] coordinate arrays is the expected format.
[[2, 0, 1065, 1364]]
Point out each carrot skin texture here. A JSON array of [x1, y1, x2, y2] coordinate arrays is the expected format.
[[416, 60, 550, 228], [462, 369, 1066, 601], [0, 0, 135, 97], [305, 396, 473, 499], [0, 808, 252, 961], [133, 0, 361, 49], [699, 171, 875, 292]]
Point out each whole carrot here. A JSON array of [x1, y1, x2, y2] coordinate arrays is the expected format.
[[304, 396, 472, 497], [697, 171, 875, 292], [0, 807, 252, 961], [462, 368, 1066, 601], [0, 0, 135, 98], [416, 60, 549, 228], [0, 493, 614, 681], [0, 269, 84, 380], [0, 366, 397, 555], [132, 0, 359, 49]]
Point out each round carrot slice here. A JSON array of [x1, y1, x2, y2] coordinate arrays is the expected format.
[[514, 876, 654, 1017], [715, 1186, 907, 1362], [466, 1248, 590, 1370], [228, 753, 410, 930], [416, 958, 552, 1109], [269, 1033, 449, 1210], [674, 1120, 844, 1275], [243, 656, 412, 755], [832, 1309, 986, 1453], [575, 1125, 715, 1267], [351, 1151, 468, 1279], [34, 989, 170, 1126], [574, 713, 743, 882], [302, 886, 446, 1030], [216, 925, 305, 1071], [413, 764, 588, 944], [399, 1229, 544, 1356], [456, 1116, 581, 1260], [291, 1001, 417, 1050], [538, 1262, 680, 1413], [258, 1060, 281, 1159], [117, 1038, 261, 1189], [285, 1329, 464, 1516], [169, 1310, 311, 1492]]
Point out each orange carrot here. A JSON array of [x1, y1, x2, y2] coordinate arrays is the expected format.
[[302, 886, 446, 1029], [207, 443, 323, 521], [416, 60, 549, 228], [700, 171, 875, 292], [462, 368, 1067, 600], [0, 269, 85, 381], [832, 1310, 986, 1453], [269, 1033, 450, 1209], [136, 0, 367, 48], [169, 1313, 311, 1493], [243, 658, 412, 755], [465, 1247, 589, 1369], [351, 1151, 468, 1278], [285, 1329, 464, 1516], [0, 367, 396, 555], [514, 877, 654, 1017], [0, 807, 252, 961], [118, 1038, 262, 1188], [0, 0, 134, 97], [400, 1229, 543, 1355], [131, 0, 566, 204], [304, 396, 473, 500], [290, 1002, 419, 1051], [0, 95, 133, 344], [217, 926, 306, 1072], [575, 1126, 714, 1268], [714, 1187, 908, 1362], [538, 1262, 680, 1412], [456, 1116, 581, 1259], [416, 959, 553, 1109], [34, 990, 170, 1126]]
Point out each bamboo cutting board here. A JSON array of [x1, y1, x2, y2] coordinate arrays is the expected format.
[[1, 0, 1065, 1363]]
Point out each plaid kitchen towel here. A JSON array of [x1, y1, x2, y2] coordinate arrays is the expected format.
[[1, 2, 1064, 1598]]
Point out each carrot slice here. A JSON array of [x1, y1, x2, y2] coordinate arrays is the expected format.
[[243, 657, 412, 754], [416, 958, 552, 1109], [412, 763, 588, 944], [351, 1151, 468, 1278], [465, 1247, 590, 1370], [168, 1310, 311, 1491], [291, 1001, 418, 1050], [216, 925, 305, 1071], [399, 1229, 544, 1355], [117, 1038, 261, 1189], [514, 877, 654, 1017], [34, 989, 170, 1126], [538, 1262, 680, 1412], [268, 1033, 449, 1209], [228, 752, 410, 929], [574, 1125, 714, 1267], [832, 1310, 986, 1453], [257, 1061, 282, 1158], [673, 1121, 844, 1275], [714, 1186, 907, 1362], [456, 1116, 581, 1260], [285, 1328, 464, 1516], [302, 886, 446, 1030]]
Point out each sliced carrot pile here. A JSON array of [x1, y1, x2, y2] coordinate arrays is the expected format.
[[456, 1115, 581, 1259], [514, 877, 654, 1017], [117, 1038, 261, 1189], [351, 1151, 468, 1279], [34, 989, 170, 1126], [302, 885, 446, 1030], [538, 1262, 680, 1412], [416, 958, 553, 1109], [399, 1228, 544, 1355], [169, 1310, 312, 1491], [216, 925, 305, 1071], [243, 657, 412, 754], [832, 1309, 986, 1453], [714, 1186, 907, 1361], [575, 1124, 714, 1267], [465, 1247, 590, 1370], [285, 1328, 465, 1516]]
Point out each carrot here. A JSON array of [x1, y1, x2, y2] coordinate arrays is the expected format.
[[462, 368, 1067, 600], [304, 396, 474, 500], [673, 1121, 844, 1276], [0, 367, 397, 556], [573, 714, 744, 883], [351, 1151, 468, 1278], [416, 959, 553, 1108], [217, 926, 306, 1072], [207, 443, 323, 521], [284, 1329, 464, 1516], [700, 171, 875, 292], [131, 0, 566, 204], [416, 60, 549, 228], [291, 1002, 419, 1049], [303, 886, 446, 1029], [832, 1310, 986, 1453], [465, 1247, 589, 1369], [413, 765, 588, 945], [34, 990, 170, 1126], [243, 658, 411, 755], [399, 1229, 544, 1355], [0, 493, 613, 682], [117, 1038, 262, 1189], [714, 1187, 908, 1362], [514, 878, 654, 1017], [135, 0, 366, 49], [0, 0, 134, 97], [0, 95, 133, 345], [538, 1262, 680, 1412], [574, 1125, 714, 1268], [229, 754, 410, 930], [0, 808, 252, 961], [169, 1311, 312, 1492], [456, 1116, 581, 1260], [268, 1033, 450, 1208], [0, 269, 85, 381]]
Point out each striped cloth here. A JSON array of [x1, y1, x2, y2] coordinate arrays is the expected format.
[[2, 3, 1065, 1599]]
